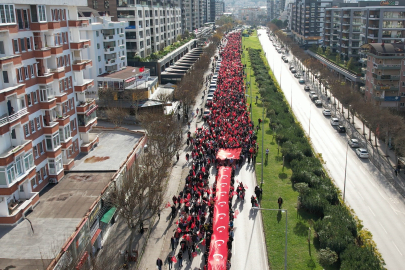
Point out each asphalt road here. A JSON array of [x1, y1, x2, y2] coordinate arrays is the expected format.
[[258, 29, 405, 270]]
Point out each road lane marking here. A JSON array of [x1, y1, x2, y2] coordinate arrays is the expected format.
[[379, 222, 388, 234], [357, 191, 364, 201], [393, 241, 403, 256], [368, 206, 376, 217]]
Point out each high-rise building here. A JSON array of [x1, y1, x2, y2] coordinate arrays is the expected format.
[[88, 0, 118, 20], [0, 0, 99, 225], [288, 0, 342, 45], [324, 1, 405, 60], [215, 1, 225, 20], [116, 0, 182, 58], [362, 43, 405, 110]]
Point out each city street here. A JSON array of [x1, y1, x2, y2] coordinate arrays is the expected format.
[[258, 29, 405, 270]]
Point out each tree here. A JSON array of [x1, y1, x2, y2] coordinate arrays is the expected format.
[[346, 57, 355, 70], [283, 19, 288, 28], [335, 54, 340, 64], [109, 151, 170, 257], [105, 107, 129, 127], [319, 248, 338, 266], [325, 47, 331, 57], [317, 46, 323, 55]]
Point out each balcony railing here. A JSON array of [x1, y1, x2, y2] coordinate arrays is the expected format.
[[0, 107, 28, 127]]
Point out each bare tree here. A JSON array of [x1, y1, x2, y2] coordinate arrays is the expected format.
[[109, 151, 169, 256], [105, 107, 129, 127]]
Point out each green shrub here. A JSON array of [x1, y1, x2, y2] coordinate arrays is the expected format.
[[318, 247, 338, 266], [340, 244, 385, 270], [299, 188, 328, 215]]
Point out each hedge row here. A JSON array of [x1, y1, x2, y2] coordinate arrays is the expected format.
[[248, 48, 384, 269]]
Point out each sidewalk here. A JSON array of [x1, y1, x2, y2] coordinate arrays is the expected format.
[[135, 57, 217, 270]]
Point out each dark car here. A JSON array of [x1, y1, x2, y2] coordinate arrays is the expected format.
[[337, 125, 346, 133], [291, 69, 297, 74], [283, 58, 289, 63], [289, 65, 294, 70], [304, 86, 310, 91]]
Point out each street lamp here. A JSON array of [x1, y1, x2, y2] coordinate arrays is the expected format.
[[343, 142, 349, 202], [260, 100, 266, 185], [254, 207, 288, 270]]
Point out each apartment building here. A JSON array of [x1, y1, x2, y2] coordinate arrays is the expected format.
[[215, 1, 225, 20], [116, 0, 182, 58], [288, 0, 340, 45], [76, 7, 128, 99], [0, 0, 100, 225], [363, 43, 405, 110], [323, 1, 405, 60], [182, 0, 203, 32]]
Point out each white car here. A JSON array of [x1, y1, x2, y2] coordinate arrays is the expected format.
[[323, 109, 331, 116], [356, 148, 369, 158], [330, 118, 339, 126], [349, 139, 360, 148]]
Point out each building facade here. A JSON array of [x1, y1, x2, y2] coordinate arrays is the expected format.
[[288, 0, 340, 45], [215, 1, 225, 20], [116, 0, 182, 59], [0, 0, 99, 225], [323, 1, 405, 60], [363, 43, 405, 110]]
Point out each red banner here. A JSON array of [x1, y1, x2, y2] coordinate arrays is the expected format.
[[208, 166, 231, 270], [216, 148, 242, 160]]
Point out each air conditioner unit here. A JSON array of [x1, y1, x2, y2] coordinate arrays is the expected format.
[[84, 44, 89, 48], [81, 23, 88, 27], [49, 178, 57, 184]]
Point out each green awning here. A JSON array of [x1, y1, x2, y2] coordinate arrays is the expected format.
[[100, 207, 117, 224]]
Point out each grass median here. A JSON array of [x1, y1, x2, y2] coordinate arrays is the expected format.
[[242, 32, 325, 270]]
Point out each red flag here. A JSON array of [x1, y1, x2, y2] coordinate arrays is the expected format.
[[177, 228, 182, 233], [232, 191, 238, 196], [139, 66, 145, 72], [172, 256, 177, 263], [201, 239, 206, 246], [165, 202, 171, 208], [192, 252, 198, 258]]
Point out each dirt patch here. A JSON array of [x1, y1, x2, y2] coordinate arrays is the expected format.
[[84, 156, 110, 163], [70, 175, 95, 182]]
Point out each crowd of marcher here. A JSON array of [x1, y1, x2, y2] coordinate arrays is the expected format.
[[164, 31, 258, 270]]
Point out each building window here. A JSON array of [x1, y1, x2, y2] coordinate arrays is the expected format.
[[27, 93, 32, 106], [38, 141, 44, 154], [24, 151, 34, 171], [98, 56, 101, 62], [36, 117, 41, 129], [48, 155, 62, 175], [97, 43, 100, 49], [400, 102, 405, 107], [24, 66, 29, 79], [30, 65, 35, 77], [24, 123, 29, 136], [0, 4, 16, 24], [13, 39, 19, 53], [45, 133, 61, 151], [37, 5, 46, 22], [3, 70, 8, 83], [30, 120, 35, 133], [15, 155, 23, 176], [96, 31, 99, 37], [99, 68, 102, 74]]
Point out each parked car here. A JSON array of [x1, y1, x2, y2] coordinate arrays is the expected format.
[[289, 65, 295, 70], [299, 79, 305, 84], [323, 109, 331, 116], [203, 109, 211, 120], [356, 148, 369, 158], [304, 86, 310, 91], [349, 139, 360, 148], [330, 117, 339, 126], [277, 50, 282, 54], [315, 100, 322, 107], [294, 73, 301, 78], [309, 91, 316, 98], [337, 125, 346, 133], [311, 95, 319, 101], [283, 58, 289, 63], [291, 69, 297, 74]]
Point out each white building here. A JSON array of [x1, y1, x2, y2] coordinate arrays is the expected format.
[[116, 0, 182, 59], [76, 7, 128, 99]]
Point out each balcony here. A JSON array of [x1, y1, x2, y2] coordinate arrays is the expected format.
[[104, 47, 116, 54], [68, 19, 89, 27], [0, 84, 25, 97], [30, 22, 48, 31], [0, 107, 28, 128], [0, 23, 17, 34], [37, 73, 54, 84], [74, 79, 94, 93], [374, 84, 399, 91], [50, 67, 65, 79], [2, 192, 40, 225], [70, 40, 91, 50], [0, 140, 32, 168], [50, 46, 63, 55], [76, 99, 97, 114], [43, 121, 59, 135], [373, 74, 400, 80], [103, 35, 114, 41], [78, 111, 97, 133], [48, 21, 61, 29], [105, 59, 116, 66], [374, 63, 401, 69], [72, 60, 92, 71], [34, 48, 51, 59], [0, 55, 22, 66]]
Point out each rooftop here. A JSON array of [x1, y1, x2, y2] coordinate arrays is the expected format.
[[98, 66, 149, 81], [0, 129, 144, 270]]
